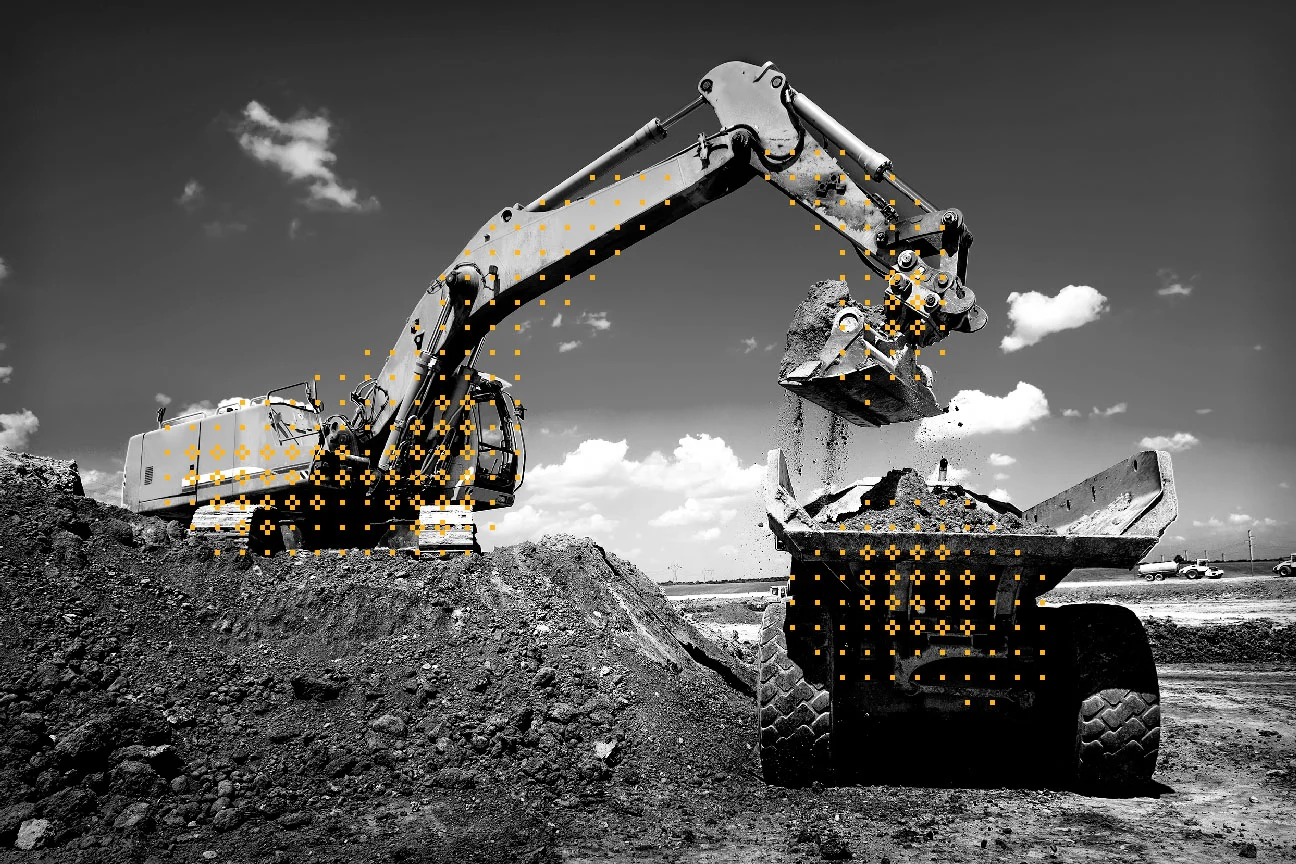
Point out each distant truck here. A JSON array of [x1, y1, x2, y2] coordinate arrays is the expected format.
[[1137, 558, 1222, 580], [1179, 558, 1223, 580], [1274, 555, 1296, 577], [1137, 561, 1179, 581]]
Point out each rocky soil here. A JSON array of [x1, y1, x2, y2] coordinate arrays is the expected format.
[[0, 451, 755, 861], [3, 450, 1295, 863]]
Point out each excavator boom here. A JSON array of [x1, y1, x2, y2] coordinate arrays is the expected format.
[[122, 60, 988, 553]]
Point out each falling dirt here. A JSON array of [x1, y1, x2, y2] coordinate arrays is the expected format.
[[774, 391, 804, 480], [820, 412, 851, 492]]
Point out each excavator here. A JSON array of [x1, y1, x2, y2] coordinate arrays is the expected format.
[[122, 59, 987, 552]]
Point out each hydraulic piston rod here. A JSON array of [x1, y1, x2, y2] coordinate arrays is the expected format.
[[788, 88, 935, 213], [522, 98, 705, 212]]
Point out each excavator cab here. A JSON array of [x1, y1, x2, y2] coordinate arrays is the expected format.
[[468, 375, 525, 501]]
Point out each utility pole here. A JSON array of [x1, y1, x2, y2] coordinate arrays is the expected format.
[[1248, 530, 1254, 577], [666, 563, 683, 583]]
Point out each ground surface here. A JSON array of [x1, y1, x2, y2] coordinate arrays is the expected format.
[[2, 450, 1293, 862]]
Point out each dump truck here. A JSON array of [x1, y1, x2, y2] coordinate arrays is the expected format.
[[759, 449, 1178, 792], [120, 59, 985, 551]]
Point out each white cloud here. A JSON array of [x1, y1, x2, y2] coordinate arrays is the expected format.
[[650, 497, 740, 528], [489, 433, 759, 546], [155, 393, 172, 407], [0, 366, 11, 384], [558, 340, 582, 353], [551, 313, 563, 328], [1281, 482, 1291, 490], [1138, 431, 1199, 453], [1091, 402, 1127, 417], [525, 435, 761, 508], [0, 409, 39, 450], [1192, 516, 1224, 529], [176, 179, 204, 210], [987, 453, 1016, 466], [0, 257, 8, 281], [764, 343, 776, 352], [235, 101, 379, 212], [926, 464, 970, 485], [1254, 344, 1263, 351], [741, 337, 758, 354], [1156, 268, 1194, 297], [1062, 408, 1081, 418], [1000, 285, 1108, 352], [993, 472, 1010, 481], [490, 504, 619, 545], [692, 527, 722, 541], [203, 221, 248, 239], [582, 311, 611, 332], [1195, 408, 1212, 414], [516, 320, 532, 333], [988, 487, 1012, 502], [289, 217, 303, 239], [81, 468, 123, 505], [1225, 512, 1279, 529], [916, 382, 1049, 442]]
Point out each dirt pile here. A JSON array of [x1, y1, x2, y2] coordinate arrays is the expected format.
[[0, 449, 85, 497], [807, 468, 1056, 534], [1144, 618, 1296, 664], [0, 451, 756, 861]]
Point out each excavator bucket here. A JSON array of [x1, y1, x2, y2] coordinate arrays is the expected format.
[[778, 280, 942, 427]]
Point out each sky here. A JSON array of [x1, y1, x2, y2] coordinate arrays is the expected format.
[[2, 1, 1293, 579]]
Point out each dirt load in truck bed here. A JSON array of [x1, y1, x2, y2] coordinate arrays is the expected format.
[[809, 467, 1058, 534]]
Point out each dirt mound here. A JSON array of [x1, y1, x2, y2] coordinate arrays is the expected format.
[[0, 452, 756, 860], [0, 448, 85, 496], [1144, 618, 1296, 664]]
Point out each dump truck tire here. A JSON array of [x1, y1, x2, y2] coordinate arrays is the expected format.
[[757, 600, 834, 786], [1056, 603, 1160, 793]]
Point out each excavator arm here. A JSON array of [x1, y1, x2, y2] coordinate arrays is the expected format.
[[323, 59, 987, 510]]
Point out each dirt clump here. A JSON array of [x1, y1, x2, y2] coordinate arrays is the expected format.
[[779, 280, 886, 380]]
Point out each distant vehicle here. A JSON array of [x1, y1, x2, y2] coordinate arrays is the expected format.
[[1274, 555, 1296, 577], [1180, 558, 1224, 580], [1137, 561, 1178, 581]]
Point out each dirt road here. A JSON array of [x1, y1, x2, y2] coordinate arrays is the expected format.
[[540, 663, 1296, 863]]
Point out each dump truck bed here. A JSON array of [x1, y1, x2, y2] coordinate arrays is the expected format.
[[764, 449, 1178, 599]]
